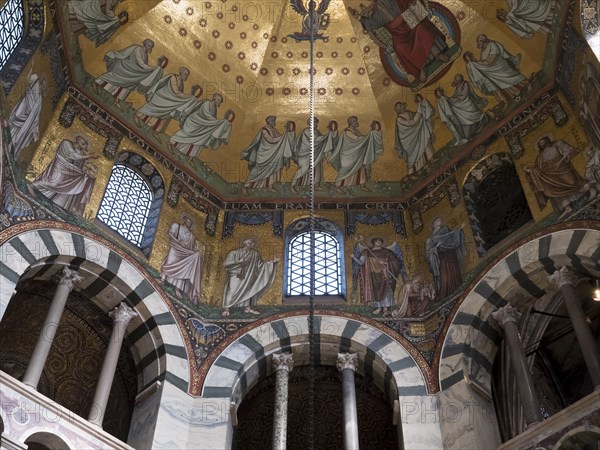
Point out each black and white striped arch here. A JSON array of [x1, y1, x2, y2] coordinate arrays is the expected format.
[[439, 227, 600, 393], [0, 227, 190, 393], [203, 314, 428, 405]]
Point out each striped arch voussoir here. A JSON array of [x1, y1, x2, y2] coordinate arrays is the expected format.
[[0, 222, 191, 394]]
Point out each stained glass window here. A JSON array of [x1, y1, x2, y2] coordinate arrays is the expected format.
[[284, 218, 345, 298], [98, 164, 153, 246], [0, 0, 24, 71]]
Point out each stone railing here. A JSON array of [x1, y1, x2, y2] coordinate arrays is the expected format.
[[0, 371, 133, 450], [498, 390, 600, 450]]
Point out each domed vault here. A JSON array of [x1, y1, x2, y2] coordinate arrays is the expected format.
[[62, 0, 565, 205]]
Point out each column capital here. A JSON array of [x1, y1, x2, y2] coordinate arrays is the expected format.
[[108, 302, 137, 325], [337, 353, 358, 372], [272, 352, 294, 372], [491, 304, 521, 327], [58, 267, 83, 290], [548, 266, 576, 289]]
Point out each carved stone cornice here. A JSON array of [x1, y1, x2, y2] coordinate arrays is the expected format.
[[491, 304, 521, 327], [337, 353, 358, 372], [272, 353, 294, 373]]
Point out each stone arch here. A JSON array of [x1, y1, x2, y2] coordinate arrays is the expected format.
[[204, 314, 427, 402], [202, 313, 443, 449], [22, 430, 73, 449], [434, 226, 600, 449], [554, 425, 600, 449], [0, 224, 190, 390], [439, 226, 600, 394], [0, 223, 194, 448]]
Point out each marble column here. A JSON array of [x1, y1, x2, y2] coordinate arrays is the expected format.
[[89, 302, 137, 427], [492, 305, 543, 427], [22, 267, 82, 389], [272, 353, 294, 450], [337, 353, 359, 450], [549, 266, 600, 389]]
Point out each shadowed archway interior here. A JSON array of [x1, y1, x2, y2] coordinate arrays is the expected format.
[[0, 279, 138, 442], [232, 365, 398, 450]]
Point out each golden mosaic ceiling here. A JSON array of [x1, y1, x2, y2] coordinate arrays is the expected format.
[[63, 0, 565, 202]]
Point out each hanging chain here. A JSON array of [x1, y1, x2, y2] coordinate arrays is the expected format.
[[307, 5, 316, 450]]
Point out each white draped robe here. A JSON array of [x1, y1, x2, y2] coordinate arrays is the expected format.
[[95, 44, 163, 100], [161, 222, 203, 302], [467, 41, 525, 95], [33, 140, 96, 215], [330, 128, 383, 186], [291, 127, 337, 186], [222, 247, 277, 308], [170, 101, 232, 157], [9, 73, 42, 158], [505, 0, 554, 39], [241, 126, 295, 189], [395, 99, 435, 173]]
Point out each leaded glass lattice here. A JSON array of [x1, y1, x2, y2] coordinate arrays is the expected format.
[[98, 164, 153, 246], [0, 0, 24, 70], [286, 231, 342, 296]]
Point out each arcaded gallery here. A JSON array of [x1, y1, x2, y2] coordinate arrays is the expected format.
[[0, 0, 599, 449]]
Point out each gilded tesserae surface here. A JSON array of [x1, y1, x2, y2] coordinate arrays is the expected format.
[[60, 0, 567, 200]]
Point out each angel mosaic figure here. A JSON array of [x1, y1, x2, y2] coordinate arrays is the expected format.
[[288, 0, 332, 41], [352, 237, 408, 316]]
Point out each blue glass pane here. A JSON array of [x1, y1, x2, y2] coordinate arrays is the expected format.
[[0, 0, 25, 70]]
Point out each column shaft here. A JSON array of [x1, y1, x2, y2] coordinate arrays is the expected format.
[[502, 319, 543, 425], [89, 303, 136, 427], [273, 368, 290, 450], [559, 283, 600, 388], [338, 353, 359, 450], [341, 368, 359, 450], [272, 353, 293, 450], [492, 305, 543, 427], [22, 268, 81, 389]]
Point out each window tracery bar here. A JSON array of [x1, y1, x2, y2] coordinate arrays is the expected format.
[[98, 164, 153, 246], [0, 0, 24, 70], [286, 231, 342, 296]]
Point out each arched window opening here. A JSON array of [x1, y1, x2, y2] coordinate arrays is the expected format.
[[98, 165, 152, 246], [284, 218, 345, 301], [464, 153, 533, 256], [97, 152, 164, 257], [0, 0, 25, 71]]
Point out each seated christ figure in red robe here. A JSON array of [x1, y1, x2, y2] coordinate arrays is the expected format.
[[349, 0, 449, 83]]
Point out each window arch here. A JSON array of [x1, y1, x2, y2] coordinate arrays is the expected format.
[[284, 218, 345, 300], [97, 152, 164, 256], [463, 153, 533, 256], [0, 0, 25, 71]]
